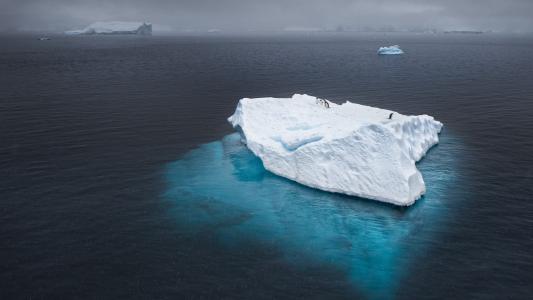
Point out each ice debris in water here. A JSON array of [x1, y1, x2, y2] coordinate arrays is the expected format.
[[377, 45, 404, 55]]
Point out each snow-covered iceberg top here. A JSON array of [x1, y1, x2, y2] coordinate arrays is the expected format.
[[377, 45, 404, 55], [228, 94, 443, 206], [65, 21, 152, 35]]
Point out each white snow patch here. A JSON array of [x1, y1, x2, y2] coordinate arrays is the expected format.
[[228, 94, 443, 206]]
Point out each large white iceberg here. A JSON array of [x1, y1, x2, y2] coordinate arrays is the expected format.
[[65, 21, 152, 35], [228, 94, 443, 206], [377, 45, 404, 55]]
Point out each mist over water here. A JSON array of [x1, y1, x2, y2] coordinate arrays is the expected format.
[[2, 0, 533, 32]]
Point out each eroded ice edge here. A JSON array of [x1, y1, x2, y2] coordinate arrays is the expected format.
[[228, 94, 442, 206]]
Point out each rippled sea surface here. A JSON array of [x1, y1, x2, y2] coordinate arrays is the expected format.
[[1, 33, 533, 299]]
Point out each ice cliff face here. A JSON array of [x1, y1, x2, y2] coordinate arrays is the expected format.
[[377, 45, 404, 55], [65, 22, 152, 35], [228, 94, 442, 206]]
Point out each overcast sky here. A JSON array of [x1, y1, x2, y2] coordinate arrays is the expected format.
[[1, 0, 532, 32]]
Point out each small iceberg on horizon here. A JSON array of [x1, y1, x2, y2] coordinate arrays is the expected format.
[[228, 94, 442, 206], [65, 21, 152, 35], [377, 45, 404, 55]]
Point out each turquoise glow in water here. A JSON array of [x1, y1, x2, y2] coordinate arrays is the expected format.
[[164, 131, 461, 298]]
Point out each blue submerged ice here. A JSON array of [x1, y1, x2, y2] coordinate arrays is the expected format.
[[378, 45, 404, 55], [163, 131, 462, 299]]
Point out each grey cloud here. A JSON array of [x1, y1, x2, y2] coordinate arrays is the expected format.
[[1, 0, 532, 32]]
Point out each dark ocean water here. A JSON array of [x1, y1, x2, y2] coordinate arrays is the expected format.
[[1, 33, 533, 299]]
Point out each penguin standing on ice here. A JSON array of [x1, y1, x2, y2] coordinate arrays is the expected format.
[[316, 98, 330, 109], [388, 113, 394, 119]]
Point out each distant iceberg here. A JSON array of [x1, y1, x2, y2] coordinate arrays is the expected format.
[[65, 21, 152, 35], [377, 45, 404, 55], [228, 94, 442, 206]]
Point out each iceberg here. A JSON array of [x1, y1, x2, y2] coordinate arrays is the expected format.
[[228, 94, 443, 206], [65, 21, 152, 35], [377, 45, 404, 55]]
